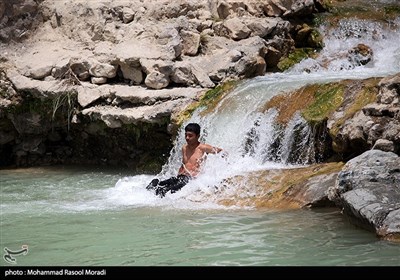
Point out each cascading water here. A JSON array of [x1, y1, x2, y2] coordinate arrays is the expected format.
[[113, 15, 400, 207], [291, 17, 400, 75]]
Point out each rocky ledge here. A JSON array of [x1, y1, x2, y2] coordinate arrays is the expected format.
[[0, 0, 325, 169]]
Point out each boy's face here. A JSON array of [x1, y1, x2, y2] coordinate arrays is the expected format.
[[185, 131, 198, 144]]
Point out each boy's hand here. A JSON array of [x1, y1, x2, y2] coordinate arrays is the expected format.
[[221, 150, 228, 159]]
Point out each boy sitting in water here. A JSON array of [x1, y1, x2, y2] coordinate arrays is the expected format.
[[146, 123, 224, 197]]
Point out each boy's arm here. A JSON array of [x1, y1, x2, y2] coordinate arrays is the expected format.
[[202, 143, 223, 154]]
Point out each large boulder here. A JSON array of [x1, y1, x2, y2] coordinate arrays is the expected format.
[[328, 150, 400, 241]]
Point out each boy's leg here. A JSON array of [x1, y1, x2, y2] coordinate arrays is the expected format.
[[146, 178, 160, 190], [169, 175, 190, 193], [158, 177, 179, 186], [155, 177, 180, 197], [155, 186, 167, 197], [154, 175, 190, 197]]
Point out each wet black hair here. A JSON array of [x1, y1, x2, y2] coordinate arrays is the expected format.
[[185, 123, 201, 136]]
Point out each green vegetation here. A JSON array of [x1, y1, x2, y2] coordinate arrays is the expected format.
[[7, 94, 52, 115], [52, 91, 76, 132], [265, 78, 380, 155], [201, 81, 237, 110], [302, 83, 344, 124], [174, 80, 239, 126], [312, 14, 325, 27], [309, 29, 324, 49], [321, 0, 400, 22], [277, 48, 318, 72], [329, 78, 378, 137], [6, 91, 78, 132], [384, 5, 400, 17]]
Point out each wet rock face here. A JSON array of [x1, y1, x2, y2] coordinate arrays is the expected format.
[[331, 73, 400, 158], [347, 43, 373, 66], [0, 77, 195, 170], [328, 150, 400, 241]]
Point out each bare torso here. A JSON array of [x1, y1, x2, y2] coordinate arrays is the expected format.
[[178, 143, 221, 177]]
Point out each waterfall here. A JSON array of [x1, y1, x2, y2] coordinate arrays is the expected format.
[[159, 16, 400, 183], [290, 17, 400, 76]]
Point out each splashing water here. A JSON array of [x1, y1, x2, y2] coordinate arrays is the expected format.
[[115, 17, 400, 207]]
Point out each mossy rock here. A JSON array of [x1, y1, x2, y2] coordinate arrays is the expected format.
[[322, 0, 400, 22], [217, 162, 344, 209], [262, 83, 343, 125], [308, 29, 324, 49], [302, 83, 344, 124], [264, 79, 378, 128], [174, 80, 239, 127], [262, 78, 379, 162], [277, 48, 318, 72], [328, 78, 378, 138]]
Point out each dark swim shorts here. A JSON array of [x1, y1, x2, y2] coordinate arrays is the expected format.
[[146, 174, 190, 198]]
